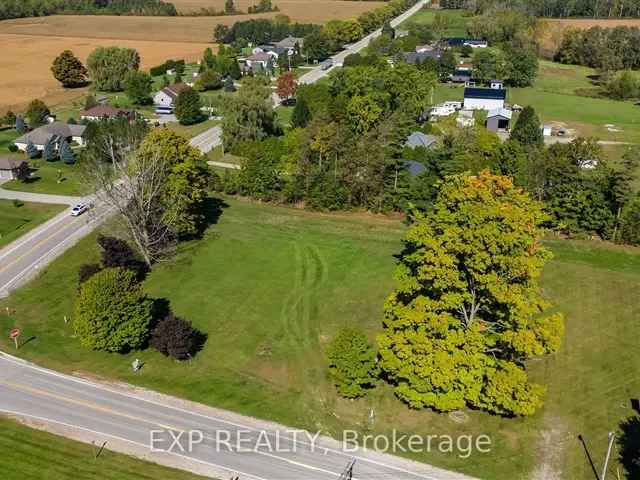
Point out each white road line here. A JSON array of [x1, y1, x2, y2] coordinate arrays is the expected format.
[[0, 409, 269, 480], [0, 354, 444, 480]]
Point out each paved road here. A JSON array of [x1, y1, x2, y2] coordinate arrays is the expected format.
[[0, 354, 475, 480], [0, 197, 112, 298], [298, 0, 428, 85], [190, 125, 223, 154]]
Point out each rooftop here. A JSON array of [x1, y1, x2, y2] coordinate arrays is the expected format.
[[464, 87, 506, 100]]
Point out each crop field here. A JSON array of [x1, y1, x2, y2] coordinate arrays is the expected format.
[[0, 0, 382, 113], [542, 18, 640, 54], [0, 31, 211, 113], [172, 0, 385, 19]]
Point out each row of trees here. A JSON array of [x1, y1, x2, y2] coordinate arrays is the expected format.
[[0, 0, 177, 20], [555, 26, 640, 72], [475, 0, 640, 18]]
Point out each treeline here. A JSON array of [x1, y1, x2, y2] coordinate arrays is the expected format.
[[472, 0, 640, 18], [555, 26, 640, 71], [214, 18, 320, 45], [0, 0, 177, 20], [217, 63, 437, 211]]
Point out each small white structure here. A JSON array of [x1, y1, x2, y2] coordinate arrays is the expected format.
[[543, 124, 552, 136], [463, 87, 506, 111], [443, 101, 463, 110], [490, 80, 504, 90], [464, 39, 488, 49], [153, 83, 189, 108], [430, 104, 457, 117], [457, 110, 475, 128]]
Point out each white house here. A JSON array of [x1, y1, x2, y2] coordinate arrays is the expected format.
[[463, 87, 506, 111], [153, 83, 190, 108], [14, 122, 87, 151]]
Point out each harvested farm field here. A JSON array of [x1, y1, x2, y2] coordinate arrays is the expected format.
[[172, 0, 385, 19], [541, 17, 640, 55], [0, 33, 211, 113]]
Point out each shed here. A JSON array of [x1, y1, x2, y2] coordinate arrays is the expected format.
[[486, 108, 512, 132]]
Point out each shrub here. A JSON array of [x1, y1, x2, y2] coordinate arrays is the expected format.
[[175, 87, 203, 125], [78, 263, 102, 285], [326, 327, 379, 398], [621, 196, 640, 245], [97, 235, 148, 280], [25, 99, 50, 127], [8, 145, 18, 153], [74, 268, 152, 352], [151, 313, 203, 360]]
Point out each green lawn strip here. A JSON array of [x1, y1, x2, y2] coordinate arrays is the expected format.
[[399, 8, 471, 37], [2, 159, 87, 196], [0, 199, 638, 479], [166, 118, 220, 139], [0, 415, 206, 480], [0, 200, 65, 249]]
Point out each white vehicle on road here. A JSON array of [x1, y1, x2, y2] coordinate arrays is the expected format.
[[70, 203, 88, 217]]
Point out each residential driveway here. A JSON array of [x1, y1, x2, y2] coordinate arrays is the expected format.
[[0, 185, 82, 206], [190, 125, 222, 154]]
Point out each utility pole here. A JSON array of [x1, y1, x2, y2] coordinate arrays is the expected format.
[[601, 431, 616, 480], [338, 459, 355, 480]]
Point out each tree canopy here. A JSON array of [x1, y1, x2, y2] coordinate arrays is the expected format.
[[378, 171, 564, 416]]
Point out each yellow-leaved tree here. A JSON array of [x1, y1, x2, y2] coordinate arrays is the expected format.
[[378, 171, 564, 416]]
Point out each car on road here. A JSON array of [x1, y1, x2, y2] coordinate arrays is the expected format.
[[70, 203, 88, 217], [320, 59, 333, 71]]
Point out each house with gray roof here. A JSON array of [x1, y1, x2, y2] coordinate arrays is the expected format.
[[402, 50, 441, 65], [14, 122, 87, 152], [0, 158, 28, 181], [153, 83, 190, 109], [274, 36, 304, 52]]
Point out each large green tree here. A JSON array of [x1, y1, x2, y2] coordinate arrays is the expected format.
[[511, 106, 543, 147], [87, 47, 140, 92], [51, 50, 88, 88], [123, 71, 154, 105], [378, 171, 564, 416], [174, 87, 203, 125], [25, 99, 50, 128], [74, 267, 152, 352]]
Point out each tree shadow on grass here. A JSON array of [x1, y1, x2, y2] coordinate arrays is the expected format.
[[618, 415, 640, 479], [202, 196, 229, 229]]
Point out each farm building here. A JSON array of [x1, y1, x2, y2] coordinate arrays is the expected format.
[[14, 122, 86, 151], [0, 158, 28, 181], [486, 108, 512, 132], [153, 83, 190, 108], [463, 87, 506, 111]]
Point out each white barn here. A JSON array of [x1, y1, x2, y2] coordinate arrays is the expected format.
[[463, 87, 506, 111]]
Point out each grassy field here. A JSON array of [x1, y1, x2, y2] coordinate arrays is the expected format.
[[2, 159, 87, 196], [434, 60, 640, 144], [0, 200, 65, 249], [0, 198, 639, 478], [399, 8, 471, 37], [0, 415, 206, 480]]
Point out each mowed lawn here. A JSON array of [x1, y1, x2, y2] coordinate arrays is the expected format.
[[0, 200, 65, 249], [399, 8, 471, 37], [434, 60, 640, 143], [0, 199, 639, 479], [2, 159, 88, 196], [0, 415, 206, 480]]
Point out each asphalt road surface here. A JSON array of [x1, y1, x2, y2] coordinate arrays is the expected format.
[[0, 354, 474, 480], [0, 198, 112, 298], [298, 0, 428, 85]]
